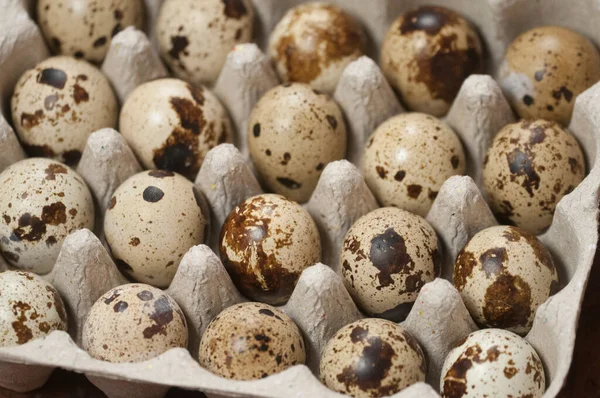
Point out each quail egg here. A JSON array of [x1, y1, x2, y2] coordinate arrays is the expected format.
[[104, 170, 208, 288], [0, 158, 95, 274], [219, 194, 321, 305], [483, 119, 585, 235], [199, 302, 305, 380], [248, 83, 347, 203], [340, 207, 441, 322]]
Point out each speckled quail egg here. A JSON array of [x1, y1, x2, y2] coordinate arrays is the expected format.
[[320, 318, 426, 397], [0, 158, 95, 274], [11, 56, 118, 165], [362, 113, 466, 217], [219, 194, 321, 305], [440, 329, 545, 398], [82, 284, 188, 363], [248, 83, 347, 203], [381, 6, 484, 117], [453, 225, 558, 335], [268, 2, 366, 93], [340, 207, 441, 322], [156, 0, 254, 86], [0, 271, 67, 347], [499, 26, 600, 126], [104, 170, 208, 288], [120, 78, 232, 180], [483, 119, 585, 235], [37, 0, 145, 63], [199, 302, 305, 380]]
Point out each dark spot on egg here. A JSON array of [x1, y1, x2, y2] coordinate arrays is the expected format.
[[394, 170, 406, 182], [534, 69, 546, 81], [399, 6, 458, 35], [253, 123, 261, 137], [137, 290, 154, 301], [129, 237, 140, 247], [369, 228, 415, 289], [376, 166, 388, 179], [11, 301, 34, 344], [143, 186, 165, 203], [45, 164, 68, 181], [74, 51, 85, 59], [168, 36, 190, 60], [552, 86, 573, 103], [44, 93, 59, 111], [93, 36, 107, 48], [507, 148, 540, 197], [453, 249, 477, 291], [222, 0, 248, 19], [483, 273, 532, 330], [37, 68, 67, 89], [479, 247, 507, 278], [142, 296, 174, 338], [523, 95, 534, 106], [326, 115, 337, 129], [20, 110, 45, 131], [108, 196, 117, 210], [113, 301, 128, 312], [407, 184, 422, 198], [451, 155, 460, 169], [73, 84, 89, 104]]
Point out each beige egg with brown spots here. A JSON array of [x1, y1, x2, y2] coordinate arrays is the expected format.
[[104, 170, 208, 288], [0, 271, 67, 347], [156, 0, 254, 86], [453, 226, 558, 335], [499, 26, 600, 126], [219, 194, 321, 305], [440, 329, 545, 398], [198, 302, 305, 380], [11, 56, 118, 165], [0, 158, 95, 274], [120, 78, 232, 180], [362, 113, 466, 217], [37, 0, 145, 63], [381, 6, 484, 117], [340, 207, 441, 322], [268, 2, 366, 93], [483, 119, 585, 235], [82, 284, 188, 363], [320, 318, 426, 397], [248, 83, 347, 203]]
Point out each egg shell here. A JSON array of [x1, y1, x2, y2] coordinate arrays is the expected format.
[[268, 2, 366, 93], [320, 318, 426, 397], [104, 170, 208, 288], [198, 302, 305, 380], [219, 194, 321, 305], [248, 83, 347, 203], [37, 0, 145, 63], [0, 158, 95, 274], [499, 26, 600, 126], [82, 284, 188, 363], [362, 112, 466, 217], [10, 56, 118, 166], [120, 78, 232, 180], [440, 328, 545, 398], [453, 225, 558, 335], [380, 5, 484, 117], [156, 0, 254, 86], [0, 271, 67, 347], [340, 207, 441, 322], [483, 119, 585, 235]]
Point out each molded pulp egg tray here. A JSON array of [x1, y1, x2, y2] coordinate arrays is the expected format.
[[1, 0, 600, 397]]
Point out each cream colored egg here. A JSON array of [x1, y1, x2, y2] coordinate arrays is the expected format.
[[37, 0, 145, 63], [320, 318, 426, 397], [11, 56, 118, 165], [104, 170, 208, 288], [268, 2, 366, 93], [362, 113, 466, 217], [453, 225, 558, 335], [381, 6, 484, 117], [82, 284, 188, 363], [156, 0, 254, 86], [440, 329, 545, 398], [120, 78, 232, 180], [219, 194, 321, 305], [0, 158, 95, 274], [499, 26, 600, 126], [483, 119, 585, 235], [0, 271, 67, 347], [199, 302, 305, 380], [248, 83, 347, 203], [340, 207, 441, 321]]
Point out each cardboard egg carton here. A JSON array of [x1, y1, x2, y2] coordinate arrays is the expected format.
[[0, 0, 599, 397]]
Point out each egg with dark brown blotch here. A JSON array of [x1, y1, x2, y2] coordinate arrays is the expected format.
[[499, 26, 600, 126], [453, 225, 558, 335], [483, 119, 585, 235], [248, 83, 347, 203], [82, 284, 188, 363], [219, 194, 321, 305], [320, 318, 426, 397], [340, 207, 441, 322], [198, 302, 305, 380], [381, 6, 484, 117]]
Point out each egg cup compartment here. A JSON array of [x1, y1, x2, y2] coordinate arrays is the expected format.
[[1, 0, 600, 397]]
